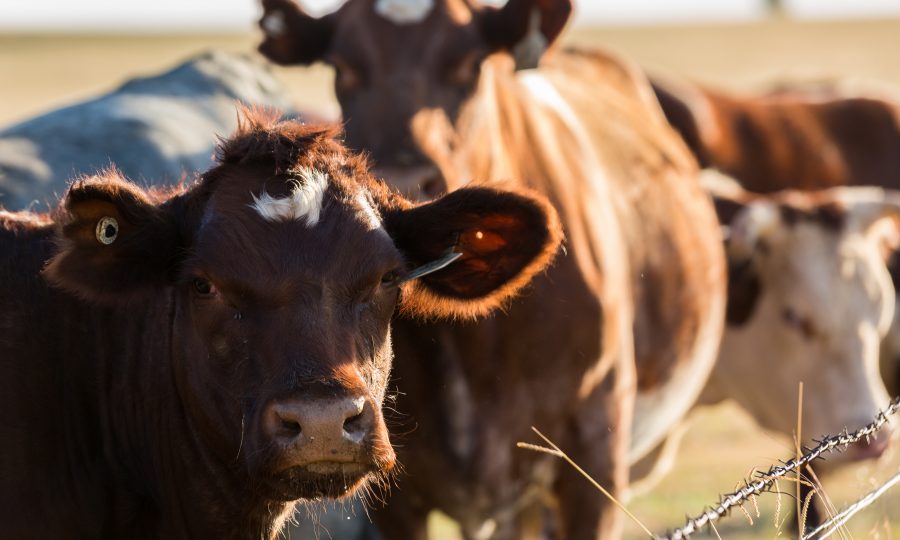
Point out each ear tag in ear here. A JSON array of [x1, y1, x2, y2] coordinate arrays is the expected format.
[[397, 248, 463, 285], [513, 8, 547, 71], [95, 217, 119, 245]]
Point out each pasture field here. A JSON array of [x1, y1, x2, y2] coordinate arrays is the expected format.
[[3, 16, 900, 539]]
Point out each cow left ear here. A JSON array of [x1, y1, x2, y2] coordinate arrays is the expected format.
[[258, 0, 336, 66], [382, 186, 563, 319], [44, 172, 185, 303], [479, 0, 573, 69]]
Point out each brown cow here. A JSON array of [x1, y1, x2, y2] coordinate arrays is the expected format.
[[0, 110, 561, 539], [650, 75, 900, 194], [258, 1, 727, 538]]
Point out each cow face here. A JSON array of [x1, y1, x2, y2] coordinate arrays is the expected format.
[[258, 0, 572, 199], [44, 112, 562, 501], [714, 188, 897, 463]]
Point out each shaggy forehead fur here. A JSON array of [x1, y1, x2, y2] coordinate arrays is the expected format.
[[203, 108, 402, 221]]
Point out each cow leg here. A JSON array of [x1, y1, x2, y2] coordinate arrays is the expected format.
[[370, 486, 430, 540], [552, 378, 632, 540]]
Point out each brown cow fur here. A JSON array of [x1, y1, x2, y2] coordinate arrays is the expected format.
[[651, 75, 900, 193]]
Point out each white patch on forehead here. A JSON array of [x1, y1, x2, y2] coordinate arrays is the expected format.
[[262, 11, 286, 37], [375, 0, 434, 24], [250, 167, 329, 226]]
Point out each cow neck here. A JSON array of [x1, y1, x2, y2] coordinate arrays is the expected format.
[[90, 293, 289, 539]]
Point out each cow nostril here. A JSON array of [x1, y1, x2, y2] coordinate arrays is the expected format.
[[278, 417, 302, 437], [343, 412, 365, 436]]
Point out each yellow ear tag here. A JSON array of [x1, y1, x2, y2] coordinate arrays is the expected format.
[[95, 217, 119, 245]]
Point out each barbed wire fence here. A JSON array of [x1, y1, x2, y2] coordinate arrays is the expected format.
[[658, 394, 900, 540]]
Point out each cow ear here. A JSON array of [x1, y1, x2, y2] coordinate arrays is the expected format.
[[258, 0, 335, 66], [721, 201, 779, 326], [479, 0, 573, 69], [382, 186, 563, 319], [724, 248, 762, 326], [44, 172, 184, 303]]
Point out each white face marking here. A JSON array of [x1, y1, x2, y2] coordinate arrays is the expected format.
[[250, 167, 329, 226], [262, 11, 286, 37], [374, 0, 434, 24]]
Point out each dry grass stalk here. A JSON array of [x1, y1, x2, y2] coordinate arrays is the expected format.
[[517, 427, 654, 538]]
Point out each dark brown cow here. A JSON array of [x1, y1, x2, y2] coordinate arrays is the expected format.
[[259, 1, 727, 538], [650, 75, 900, 193], [0, 110, 561, 539]]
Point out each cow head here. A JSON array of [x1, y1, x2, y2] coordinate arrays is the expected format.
[[44, 109, 562, 502], [711, 187, 897, 463], [258, 0, 573, 198]]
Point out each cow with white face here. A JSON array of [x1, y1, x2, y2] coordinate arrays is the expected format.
[[631, 177, 898, 504], [703, 177, 896, 459]]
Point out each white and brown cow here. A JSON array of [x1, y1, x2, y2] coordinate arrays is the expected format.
[[705, 179, 896, 451], [258, 0, 727, 538], [632, 175, 897, 503]]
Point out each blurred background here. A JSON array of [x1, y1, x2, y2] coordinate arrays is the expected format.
[[2, 1, 899, 538]]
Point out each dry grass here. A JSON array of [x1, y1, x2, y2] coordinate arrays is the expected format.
[[3, 16, 900, 539]]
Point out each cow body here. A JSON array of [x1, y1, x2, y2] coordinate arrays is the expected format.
[[0, 112, 561, 539], [258, 2, 727, 537], [383, 52, 725, 539], [0, 50, 295, 211], [650, 76, 900, 193], [0, 219, 273, 537]]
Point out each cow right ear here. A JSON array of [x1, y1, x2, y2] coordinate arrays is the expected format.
[[479, 0, 573, 69], [381, 186, 563, 319], [258, 0, 335, 66], [44, 172, 185, 303]]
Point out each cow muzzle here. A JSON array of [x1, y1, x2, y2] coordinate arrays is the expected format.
[[847, 425, 893, 461], [258, 395, 393, 499]]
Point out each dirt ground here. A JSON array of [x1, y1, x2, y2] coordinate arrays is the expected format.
[[2, 15, 900, 539]]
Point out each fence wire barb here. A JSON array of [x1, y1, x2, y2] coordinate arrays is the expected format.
[[657, 395, 900, 540]]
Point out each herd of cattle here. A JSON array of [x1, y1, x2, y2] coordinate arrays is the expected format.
[[1, 0, 899, 538]]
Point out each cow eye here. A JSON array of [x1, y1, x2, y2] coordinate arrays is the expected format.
[[380, 270, 401, 287], [331, 55, 364, 94], [192, 277, 217, 297], [446, 50, 482, 88], [782, 307, 815, 338]]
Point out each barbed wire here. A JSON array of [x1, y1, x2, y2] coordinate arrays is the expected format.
[[657, 395, 900, 540], [802, 469, 900, 539]]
